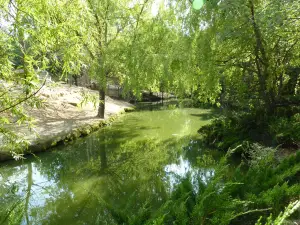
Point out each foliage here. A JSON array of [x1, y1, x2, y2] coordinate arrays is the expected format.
[[198, 111, 300, 151], [198, 113, 263, 150], [0, 113, 299, 224], [255, 200, 300, 225], [132, 147, 300, 225], [269, 113, 300, 148], [1, 0, 299, 156], [0, 0, 88, 156], [187, 0, 300, 113]]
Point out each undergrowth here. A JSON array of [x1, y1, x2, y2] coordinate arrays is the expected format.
[[106, 144, 300, 225], [198, 112, 300, 151]]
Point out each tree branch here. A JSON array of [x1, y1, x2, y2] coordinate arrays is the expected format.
[[0, 79, 46, 114]]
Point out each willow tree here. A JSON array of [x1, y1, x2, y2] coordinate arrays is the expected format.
[[117, 1, 196, 99], [74, 0, 157, 118], [0, 0, 87, 157], [185, 0, 300, 113]]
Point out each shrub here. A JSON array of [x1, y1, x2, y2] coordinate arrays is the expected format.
[[140, 147, 300, 225], [269, 113, 300, 148], [198, 112, 300, 151]]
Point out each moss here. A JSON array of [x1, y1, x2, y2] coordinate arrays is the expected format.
[[91, 123, 99, 131], [66, 133, 72, 140], [124, 107, 135, 112], [51, 140, 58, 146], [0, 110, 128, 162], [61, 113, 122, 144], [73, 129, 81, 138], [84, 128, 91, 136], [98, 121, 105, 127]]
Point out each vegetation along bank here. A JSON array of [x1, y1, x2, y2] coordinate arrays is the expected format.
[[0, 0, 299, 224]]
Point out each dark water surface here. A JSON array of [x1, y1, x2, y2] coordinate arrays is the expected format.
[[0, 108, 220, 224]]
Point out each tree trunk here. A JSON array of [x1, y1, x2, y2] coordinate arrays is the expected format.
[[74, 76, 78, 86], [100, 146, 107, 171], [25, 163, 33, 224], [249, 0, 275, 114], [98, 88, 105, 118]]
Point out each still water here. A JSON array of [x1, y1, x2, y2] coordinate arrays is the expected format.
[[0, 108, 219, 224]]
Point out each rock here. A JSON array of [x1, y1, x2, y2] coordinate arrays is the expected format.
[[68, 102, 78, 107]]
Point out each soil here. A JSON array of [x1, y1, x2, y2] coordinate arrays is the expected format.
[[0, 82, 133, 161]]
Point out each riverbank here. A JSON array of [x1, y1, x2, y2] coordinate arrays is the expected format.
[[0, 82, 134, 162], [1, 108, 298, 224]]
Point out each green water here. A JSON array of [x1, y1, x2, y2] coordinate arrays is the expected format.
[[0, 108, 219, 224]]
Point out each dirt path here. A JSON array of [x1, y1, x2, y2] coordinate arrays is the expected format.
[[0, 83, 133, 161]]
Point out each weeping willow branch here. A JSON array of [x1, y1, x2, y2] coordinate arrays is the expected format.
[[0, 79, 46, 114]]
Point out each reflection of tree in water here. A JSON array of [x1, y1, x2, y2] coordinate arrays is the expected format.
[[0, 132, 216, 224], [28, 139, 172, 224], [83, 139, 175, 224], [0, 163, 33, 224], [38, 137, 211, 224], [25, 163, 33, 224], [0, 138, 175, 224]]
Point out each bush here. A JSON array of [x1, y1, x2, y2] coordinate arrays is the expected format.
[[198, 113, 267, 150], [269, 113, 300, 148], [131, 148, 300, 225], [198, 112, 300, 151]]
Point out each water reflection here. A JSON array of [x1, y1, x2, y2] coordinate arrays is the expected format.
[[165, 156, 215, 193], [0, 108, 218, 224]]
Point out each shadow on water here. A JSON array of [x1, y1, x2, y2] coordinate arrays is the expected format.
[[0, 107, 220, 224], [190, 109, 220, 121]]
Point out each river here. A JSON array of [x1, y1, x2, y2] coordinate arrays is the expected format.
[[0, 107, 220, 224]]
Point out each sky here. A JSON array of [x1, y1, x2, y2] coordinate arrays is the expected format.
[[151, 0, 163, 16]]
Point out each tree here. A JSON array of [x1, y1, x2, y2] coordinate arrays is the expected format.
[[120, 1, 196, 99], [184, 0, 300, 113], [77, 0, 159, 118], [0, 0, 87, 156]]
